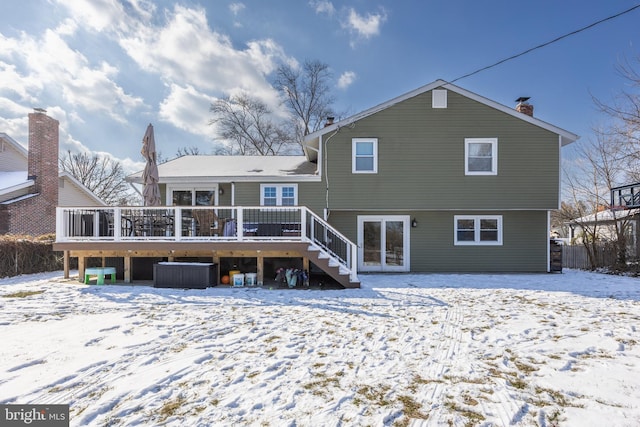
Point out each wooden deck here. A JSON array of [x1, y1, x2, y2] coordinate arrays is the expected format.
[[55, 205, 361, 289]]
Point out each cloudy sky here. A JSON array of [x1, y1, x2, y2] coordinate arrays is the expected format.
[[1, 1, 639, 174]]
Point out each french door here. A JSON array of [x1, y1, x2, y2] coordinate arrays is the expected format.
[[357, 216, 410, 272]]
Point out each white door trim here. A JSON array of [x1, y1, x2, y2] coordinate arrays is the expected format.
[[357, 215, 410, 272]]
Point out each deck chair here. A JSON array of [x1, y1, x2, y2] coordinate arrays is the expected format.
[[193, 209, 224, 236]]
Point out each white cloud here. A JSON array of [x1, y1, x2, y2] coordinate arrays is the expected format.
[[118, 5, 288, 110], [343, 7, 387, 45], [54, 0, 154, 33], [337, 71, 356, 89], [0, 28, 144, 125], [310, 0, 335, 16], [229, 3, 246, 16], [158, 83, 216, 137], [1, 1, 296, 159]]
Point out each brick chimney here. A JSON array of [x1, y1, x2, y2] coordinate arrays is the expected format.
[[324, 116, 335, 127], [515, 97, 534, 117], [28, 108, 59, 205]]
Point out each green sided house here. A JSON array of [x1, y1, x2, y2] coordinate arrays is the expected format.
[[54, 80, 578, 287]]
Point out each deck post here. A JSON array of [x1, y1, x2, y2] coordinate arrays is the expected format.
[[213, 252, 220, 283], [124, 256, 131, 283], [257, 253, 264, 285], [78, 256, 86, 283], [63, 251, 69, 279], [302, 257, 310, 285]]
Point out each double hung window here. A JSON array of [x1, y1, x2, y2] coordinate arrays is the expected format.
[[454, 215, 502, 245], [260, 184, 297, 206], [465, 138, 497, 175], [352, 138, 378, 173]]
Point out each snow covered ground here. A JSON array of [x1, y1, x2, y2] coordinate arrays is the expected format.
[[1, 269, 639, 426]]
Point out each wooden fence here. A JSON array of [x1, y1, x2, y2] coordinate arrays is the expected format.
[[562, 244, 619, 270]]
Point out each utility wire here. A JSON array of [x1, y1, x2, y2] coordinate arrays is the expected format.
[[451, 4, 640, 83]]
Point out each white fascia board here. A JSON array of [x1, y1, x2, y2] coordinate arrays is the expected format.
[[304, 79, 579, 146], [160, 175, 321, 184], [0, 179, 33, 196], [59, 172, 107, 206], [0, 133, 28, 157]]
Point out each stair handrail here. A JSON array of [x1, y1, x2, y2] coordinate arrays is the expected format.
[[303, 207, 358, 283]]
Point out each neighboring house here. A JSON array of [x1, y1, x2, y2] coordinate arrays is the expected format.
[[0, 109, 106, 235], [568, 208, 639, 257], [55, 80, 578, 286]]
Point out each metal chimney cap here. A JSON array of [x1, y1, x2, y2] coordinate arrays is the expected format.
[[33, 107, 47, 113], [515, 97, 530, 103]]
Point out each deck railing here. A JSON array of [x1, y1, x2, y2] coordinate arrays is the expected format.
[[56, 206, 358, 281], [611, 182, 640, 209]]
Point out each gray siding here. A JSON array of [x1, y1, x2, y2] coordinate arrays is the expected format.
[[322, 90, 560, 211]]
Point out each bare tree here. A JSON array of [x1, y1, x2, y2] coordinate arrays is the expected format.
[[561, 54, 640, 269], [59, 150, 136, 205], [209, 93, 295, 155], [274, 59, 336, 144], [561, 131, 635, 269], [592, 54, 640, 180], [175, 146, 201, 157]]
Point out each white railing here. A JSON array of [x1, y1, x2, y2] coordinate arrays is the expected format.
[[56, 206, 358, 281]]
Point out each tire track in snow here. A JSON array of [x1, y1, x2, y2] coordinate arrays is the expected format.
[[415, 298, 465, 424]]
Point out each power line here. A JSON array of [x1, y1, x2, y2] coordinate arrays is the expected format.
[[451, 4, 640, 83]]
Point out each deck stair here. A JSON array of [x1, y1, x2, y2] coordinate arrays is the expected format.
[[302, 242, 359, 288]]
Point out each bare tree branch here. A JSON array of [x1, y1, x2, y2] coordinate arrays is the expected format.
[[59, 151, 137, 205], [209, 94, 295, 155], [274, 59, 336, 144]]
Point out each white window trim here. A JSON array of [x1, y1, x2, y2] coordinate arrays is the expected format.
[[167, 185, 220, 206], [454, 215, 503, 246], [465, 138, 498, 176], [352, 138, 378, 174], [260, 184, 298, 206]]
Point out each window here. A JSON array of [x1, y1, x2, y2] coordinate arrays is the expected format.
[[454, 215, 502, 245], [171, 189, 217, 206], [465, 138, 497, 175], [260, 184, 297, 206], [353, 138, 378, 173]]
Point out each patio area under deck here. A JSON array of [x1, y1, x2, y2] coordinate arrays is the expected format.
[[54, 206, 360, 288]]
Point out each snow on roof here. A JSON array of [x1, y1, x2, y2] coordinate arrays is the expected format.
[[0, 171, 31, 195], [127, 155, 318, 183], [0, 171, 28, 187], [571, 208, 636, 224]]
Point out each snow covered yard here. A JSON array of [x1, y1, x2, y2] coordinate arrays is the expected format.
[[0, 270, 639, 426]]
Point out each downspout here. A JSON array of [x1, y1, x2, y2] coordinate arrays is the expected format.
[[547, 210, 551, 273], [323, 127, 340, 221]]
